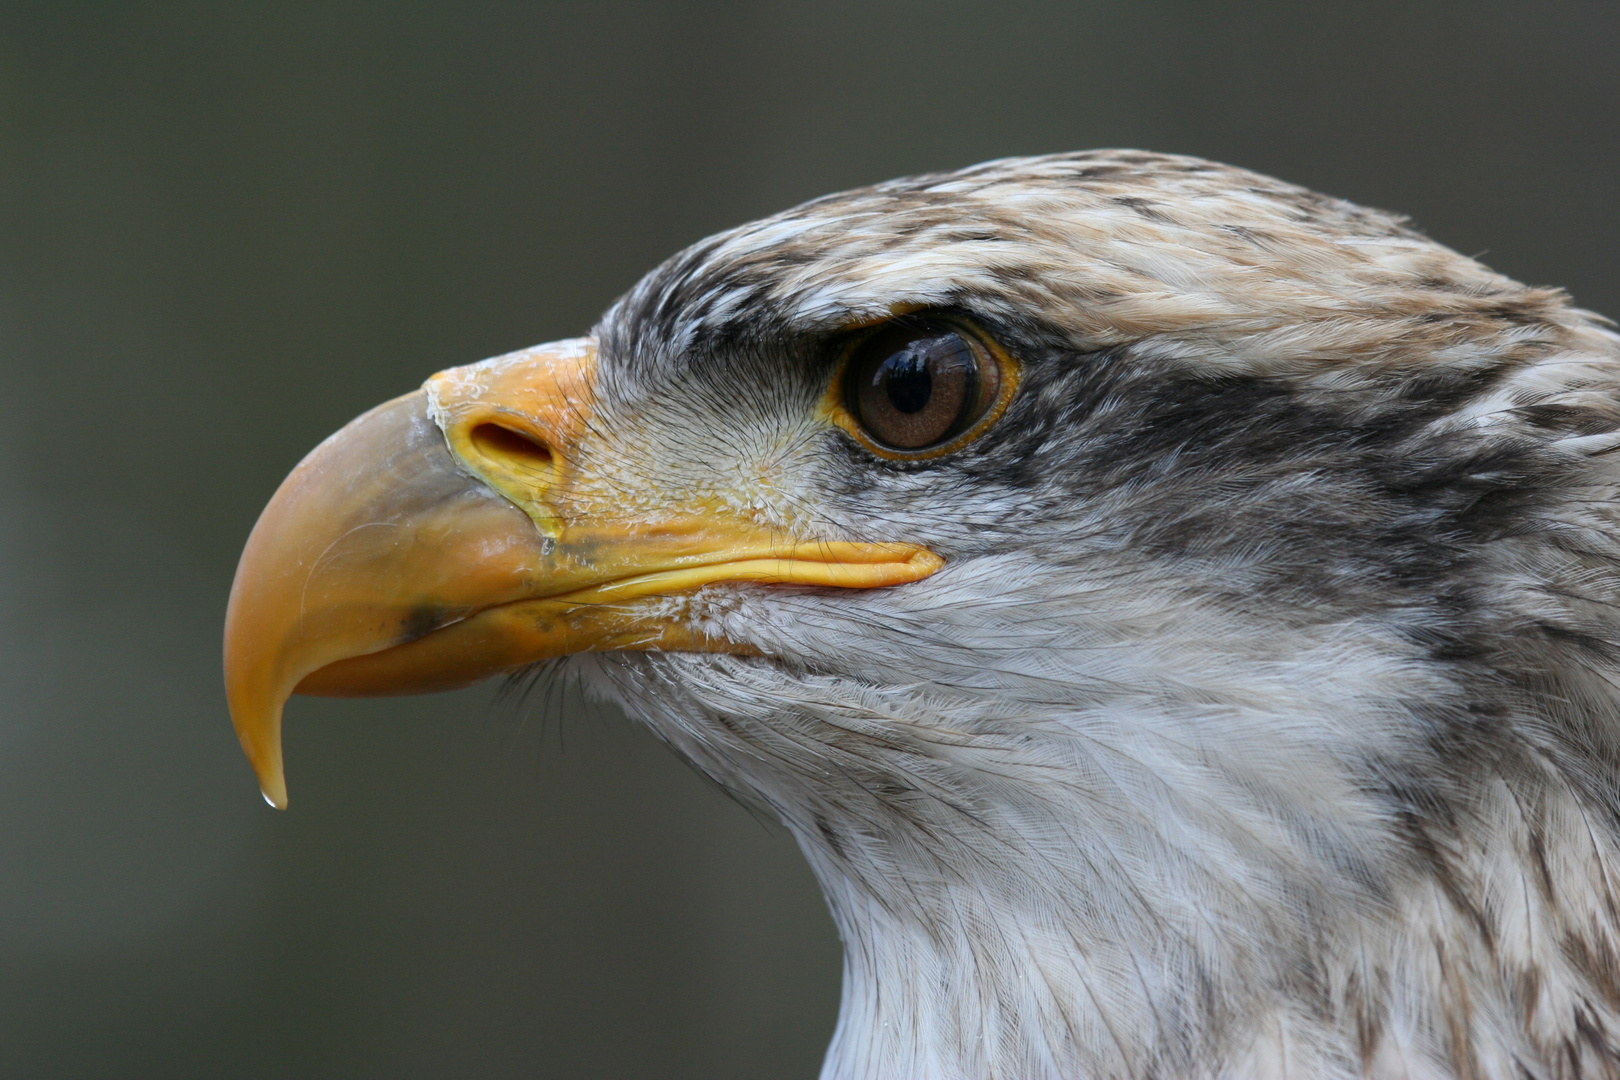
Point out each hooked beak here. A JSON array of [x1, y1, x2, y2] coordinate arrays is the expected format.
[[223, 338, 942, 808]]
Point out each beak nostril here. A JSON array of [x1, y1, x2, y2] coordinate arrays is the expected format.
[[469, 422, 554, 475]]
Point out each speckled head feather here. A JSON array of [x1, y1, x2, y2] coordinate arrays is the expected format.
[[545, 152, 1620, 1079]]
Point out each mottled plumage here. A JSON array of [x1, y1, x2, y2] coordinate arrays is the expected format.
[[529, 152, 1620, 1078]]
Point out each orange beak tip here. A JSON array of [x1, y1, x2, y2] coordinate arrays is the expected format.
[[227, 691, 289, 809], [242, 734, 288, 809]]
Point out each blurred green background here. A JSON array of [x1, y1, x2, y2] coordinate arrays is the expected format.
[[0, 3, 1616, 1077]]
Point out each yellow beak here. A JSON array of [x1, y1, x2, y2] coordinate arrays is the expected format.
[[223, 338, 942, 808]]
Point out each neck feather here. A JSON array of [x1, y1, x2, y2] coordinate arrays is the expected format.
[[582, 599, 1620, 1078], [775, 691, 1620, 1080]]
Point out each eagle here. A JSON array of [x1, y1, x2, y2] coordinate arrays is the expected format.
[[225, 151, 1620, 1079]]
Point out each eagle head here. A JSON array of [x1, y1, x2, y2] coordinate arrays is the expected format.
[[225, 152, 1620, 1079]]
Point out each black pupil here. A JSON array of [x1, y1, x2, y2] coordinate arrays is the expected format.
[[881, 348, 934, 413]]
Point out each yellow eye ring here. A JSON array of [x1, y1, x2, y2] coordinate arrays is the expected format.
[[822, 314, 1021, 460]]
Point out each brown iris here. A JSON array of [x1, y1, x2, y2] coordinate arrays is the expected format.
[[844, 320, 1002, 450]]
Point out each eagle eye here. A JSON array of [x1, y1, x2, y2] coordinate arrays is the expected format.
[[834, 317, 1016, 456]]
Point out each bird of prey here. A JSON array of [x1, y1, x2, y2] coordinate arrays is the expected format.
[[225, 151, 1620, 1079]]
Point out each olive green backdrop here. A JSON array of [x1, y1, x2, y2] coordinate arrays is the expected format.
[[1, 3, 1616, 1077]]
